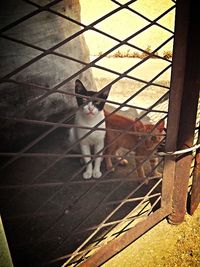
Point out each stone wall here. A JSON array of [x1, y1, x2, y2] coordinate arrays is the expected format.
[[0, 0, 96, 120]]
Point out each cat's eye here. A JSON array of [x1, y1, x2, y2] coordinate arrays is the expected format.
[[82, 97, 88, 102], [94, 101, 102, 106], [151, 136, 157, 142]]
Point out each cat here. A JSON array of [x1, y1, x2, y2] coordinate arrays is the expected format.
[[104, 110, 165, 183], [69, 79, 110, 179]]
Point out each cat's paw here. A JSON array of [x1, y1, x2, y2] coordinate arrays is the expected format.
[[152, 171, 162, 177], [106, 164, 115, 172], [109, 167, 115, 172], [93, 170, 102, 179], [119, 159, 128, 166], [83, 171, 92, 179]]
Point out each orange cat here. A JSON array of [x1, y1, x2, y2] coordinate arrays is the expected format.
[[104, 110, 165, 183]]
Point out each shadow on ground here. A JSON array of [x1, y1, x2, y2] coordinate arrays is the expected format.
[[0, 111, 162, 267]]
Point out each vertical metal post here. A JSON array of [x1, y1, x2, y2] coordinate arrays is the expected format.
[[168, 0, 200, 224], [161, 0, 190, 212]]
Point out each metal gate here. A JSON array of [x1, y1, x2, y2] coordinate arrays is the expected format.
[[0, 0, 199, 267]]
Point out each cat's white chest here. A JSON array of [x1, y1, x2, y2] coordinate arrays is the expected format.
[[76, 111, 105, 145]]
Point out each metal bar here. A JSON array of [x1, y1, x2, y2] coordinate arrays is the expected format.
[[168, 0, 199, 224], [2, 74, 169, 99], [0, 152, 164, 158], [0, 118, 165, 137], [161, 0, 191, 212], [0, 175, 161, 193], [0, 78, 169, 116]]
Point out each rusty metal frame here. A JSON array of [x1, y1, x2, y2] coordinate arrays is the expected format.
[[0, 1, 175, 265], [167, 0, 199, 224], [66, 0, 195, 265], [1, 0, 199, 266]]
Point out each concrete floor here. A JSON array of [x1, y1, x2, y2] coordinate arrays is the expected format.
[[0, 114, 162, 267]]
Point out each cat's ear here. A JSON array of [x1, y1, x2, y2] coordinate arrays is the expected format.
[[95, 86, 111, 110], [75, 79, 87, 95], [75, 80, 88, 106], [99, 85, 111, 100], [134, 119, 145, 132], [157, 119, 165, 132]]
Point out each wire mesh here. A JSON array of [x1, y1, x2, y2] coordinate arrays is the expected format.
[[0, 0, 177, 266]]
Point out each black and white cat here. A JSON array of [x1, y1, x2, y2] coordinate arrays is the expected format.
[[69, 79, 110, 179]]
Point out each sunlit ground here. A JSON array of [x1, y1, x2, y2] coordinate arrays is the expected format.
[[80, 0, 175, 56], [103, 205, 200, 267]]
